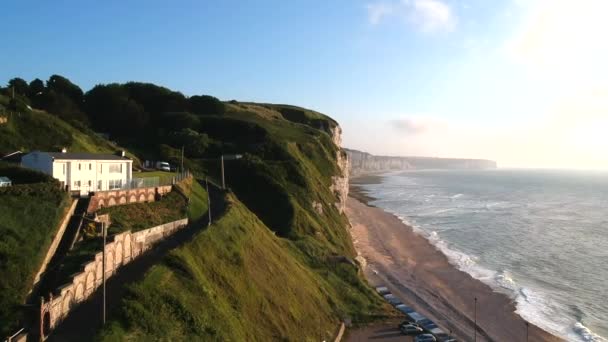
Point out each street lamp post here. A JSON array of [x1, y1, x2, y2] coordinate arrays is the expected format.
[[102, 221, 106, 326], [206, 177, 211, 227], [220, 154, 243, 189], [81, 216, 107, 326], [474, 297, 478, 342]]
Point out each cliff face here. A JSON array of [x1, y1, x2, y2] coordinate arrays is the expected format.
[[346, 149, 497, 176], [330, 126, 349, 214]]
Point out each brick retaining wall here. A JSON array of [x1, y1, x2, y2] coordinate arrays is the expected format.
[[86, 185, 173, 213], [38, 218, 188, 338]]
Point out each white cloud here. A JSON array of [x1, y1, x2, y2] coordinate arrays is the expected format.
[[367, 2, 394, 25], [407, 0, 456, 32], [366, 0, 456, 33]]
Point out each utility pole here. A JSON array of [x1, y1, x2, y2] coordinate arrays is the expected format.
[[474, 297, 477, 342], [206, 178, 211, 226], [220, 154, 242, 190], [526, 322, 529, 342], [220, 155, 225, 189], [180, 146, 184, 173], [102, 221, 106, 326]]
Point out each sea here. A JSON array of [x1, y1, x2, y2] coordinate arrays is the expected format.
[[360, 169, 608, 342]]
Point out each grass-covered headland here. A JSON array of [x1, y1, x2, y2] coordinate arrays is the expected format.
[[0, 76, 390, 340]]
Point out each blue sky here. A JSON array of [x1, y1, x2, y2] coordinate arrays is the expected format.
[[2, 0, 608, 168]]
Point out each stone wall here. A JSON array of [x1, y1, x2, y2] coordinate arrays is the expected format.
[[86, 185, 173, 213], [32, 199, 79, 287], [38, 218, 188, 338]]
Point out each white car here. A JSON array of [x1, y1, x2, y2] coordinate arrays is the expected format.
[[400, 324, 424, 335]]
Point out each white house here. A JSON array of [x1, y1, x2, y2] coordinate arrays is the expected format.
[[21, 150, 133, 194]]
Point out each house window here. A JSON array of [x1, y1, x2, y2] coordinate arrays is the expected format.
[[98, 180, 102, 190], [88, 180, 92, 187], [109, 164, 122, 173], [75, 181, 81, 188], [99, 164, 103, 174], [78, 163, 81, 170], [89, 163, 92, 170], [109, 179, 122, 190], [62, 164, 66, 175]]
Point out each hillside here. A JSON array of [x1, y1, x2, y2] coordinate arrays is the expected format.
[[346, 148, 497, 176], [0, 164, 71, 336], [100, 193, 383, 341], [96, 103, 389, 340], [1, 76, 391, 340]]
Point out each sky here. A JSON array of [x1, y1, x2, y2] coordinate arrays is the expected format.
[[1, 0, 608, 169]]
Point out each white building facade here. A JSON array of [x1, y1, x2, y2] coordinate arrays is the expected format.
[[22, 151, 133, 194]]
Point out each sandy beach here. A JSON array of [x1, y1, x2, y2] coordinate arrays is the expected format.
[[346, 183, 563, 342]]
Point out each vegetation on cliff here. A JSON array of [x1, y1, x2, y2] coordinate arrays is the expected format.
[[100, 194, 383, 341], [0, 164, 71, 336], [1, 75, 389, 339]]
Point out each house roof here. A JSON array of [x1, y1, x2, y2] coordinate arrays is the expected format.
[[44, 152, 131, 161]]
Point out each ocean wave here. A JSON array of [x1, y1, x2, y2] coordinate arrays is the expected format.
[[393, 216, 607, 342], [451, 193, 464, 199], [573, 322, 607, 342]]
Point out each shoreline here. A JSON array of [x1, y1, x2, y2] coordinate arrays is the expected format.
[[346, 180, 562, 342]]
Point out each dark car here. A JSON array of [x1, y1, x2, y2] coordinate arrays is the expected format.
[[395, 304, 415, 314], [418, 318, 439, 330], [415, 334, 437, 342]]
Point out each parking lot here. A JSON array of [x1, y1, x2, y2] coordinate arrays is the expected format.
[[346, 321, 414, 342]]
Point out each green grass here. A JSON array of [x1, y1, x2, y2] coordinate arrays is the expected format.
[[132, 170, 176, 185], [174, 178, 209, 221], [99, 195, 387, 342], [99, 192, 187, 234], [0, 108, 141, 167], [0, 171, 71, 336]]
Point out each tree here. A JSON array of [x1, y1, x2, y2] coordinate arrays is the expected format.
[[7, 78, 29, 97], [28, 78, 45, 97], [189, 95, 225, 116], [46, 75, 84, 105]]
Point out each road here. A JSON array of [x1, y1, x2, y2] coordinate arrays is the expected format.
[[346, 320, 414, 342]]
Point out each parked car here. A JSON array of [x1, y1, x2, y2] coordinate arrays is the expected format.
[[400, 324, 424, 335], [376, 286, 390, 295], [415, 334, 437, 342], [395, 304, 415, 315], [400, 320, 420, 327], [407, 312, 427, 323], [419, 318, 439, 330], [155, 161, 171, 171], [435, 335, 457, 342]]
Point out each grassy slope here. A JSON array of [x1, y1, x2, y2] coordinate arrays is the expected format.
[[0, 109, 138, 335], [42, 179, 208, 300], [99, 192, 187, 234], [0, 108, 140, 166], [98, 103, 389, 340], [100, 195, 384, 341], [0, 168, 71, 336]]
